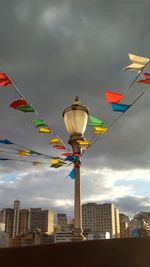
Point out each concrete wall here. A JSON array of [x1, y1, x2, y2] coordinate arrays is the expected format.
[[0, 237, 150, 267]]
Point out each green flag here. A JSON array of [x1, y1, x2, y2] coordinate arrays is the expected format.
[[88, 116, 104, 126], [29, 150, 42, 155], [31, 118, 47, 127], [16, 104, 35, 113]]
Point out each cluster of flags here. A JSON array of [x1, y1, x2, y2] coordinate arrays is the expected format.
[[88, 116, 108, 134], [105, 91, 130, 113], [0, 52, 150, 180], [105, 54, 150, 113]]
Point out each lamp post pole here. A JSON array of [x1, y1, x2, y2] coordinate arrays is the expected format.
[[63, 97, 89, 241], [69, 140, 83, 241]]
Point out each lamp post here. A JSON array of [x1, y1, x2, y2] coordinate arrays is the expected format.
[[63, 96, 89, 241]]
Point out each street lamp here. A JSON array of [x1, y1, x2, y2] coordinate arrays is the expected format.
[[63, 96, 89, 241]]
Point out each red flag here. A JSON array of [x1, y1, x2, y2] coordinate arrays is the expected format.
[[143, 73, 150, 78], [137, 73, 150, 83], [10, 98, 28, 109], [0, 72, 12, 86], [62, 153, 72, 157], [73, 153, 80, 157], [53, 145, 66, 150], [105, 91, 124, 103], [138, 79, 150, 84]]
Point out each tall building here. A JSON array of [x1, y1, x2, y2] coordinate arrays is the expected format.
[[29, 208, 42, 233], [119, 213, 130, 238], [0, 209, 6, 223], [13, 200, 20, 237], [19, 209, 29, 235], [57, 213, 68, 231], [41, 210, 54, 234], [29, 208, 54, 234], [82, 203, 120, 238], [5, 208, 14, 238]]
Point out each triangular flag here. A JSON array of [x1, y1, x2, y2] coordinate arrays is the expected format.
[[105, 91, 124, 103], [32, 118, 47, 127], [129, 53, 149, 65], [0, 139, 14, 145], [0, 72, 12, 86], [18, 150, 30, 156], [51, 159, 60, 165], [69, 168, 76, 179], [29, 150, 42, 155], [39, 127, 53, 133], [16, 104, 35, 113], [50, 159, 65, 165], [88, 116, 104, 126], [111, 103, 130, 112], [123, 53, 150, 71], [73, 153, 80, 157], [10, 98, 28, 109], [53, 145, 66, 150], [93, 127, 108, 134], [50, 138, 62, 144], [137, 73, 150, 84], [50, 158, 65, 168], [65, 155, 79, 162], [62, 153, 72, 157], [50, 164, 63, 168], [77, 140, 91, 145]]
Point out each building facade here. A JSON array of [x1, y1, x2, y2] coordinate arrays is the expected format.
[[119, 213, 130, 238], [29, 208, 54, 234], [82, 203, 120, 238], [13, 200, 20, 237], [19, 209, 30, 235], [5, 208, 14, 238], [57, 213, 68, 231]]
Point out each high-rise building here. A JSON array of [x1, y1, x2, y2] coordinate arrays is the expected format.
[[57, 213, 68, 231], [19, 209, 29, 235], [13, 200, 20, 237], [29, 208, 54, 234], [119, 213, 130, 238], [29, 208, 42, 233], [5, 208, 14, 238], [0, 209, 6, 223], [82, 203, 120, 238], [41, 210, 54, 234]]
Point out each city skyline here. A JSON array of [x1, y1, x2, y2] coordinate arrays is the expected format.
[[0, 0, 150, 217]]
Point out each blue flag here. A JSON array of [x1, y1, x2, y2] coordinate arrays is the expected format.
[[0, 139, 14, 145], [111, 103, 130, 112], [69, 168, 76, 179], [65, 156, 79, 162]]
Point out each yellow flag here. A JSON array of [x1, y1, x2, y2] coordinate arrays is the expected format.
[[49, 138, 62, 144], [50, 159, 65, 165], [77, 140, 91, 145], [93, 127, 108, 134], [50, 158, 65, 168], [39, 127, 53, 133], [129, 53, 149, 65], [123, 53, 150, 71], [123, 62, 146, 71], [18, 150, 30, 156]]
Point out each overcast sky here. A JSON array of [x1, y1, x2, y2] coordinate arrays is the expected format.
[[0, 0, 150, 218]]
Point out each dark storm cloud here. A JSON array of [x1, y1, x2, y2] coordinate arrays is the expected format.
[[115, 196, 150, 217], [0, 0, 150, 212]]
